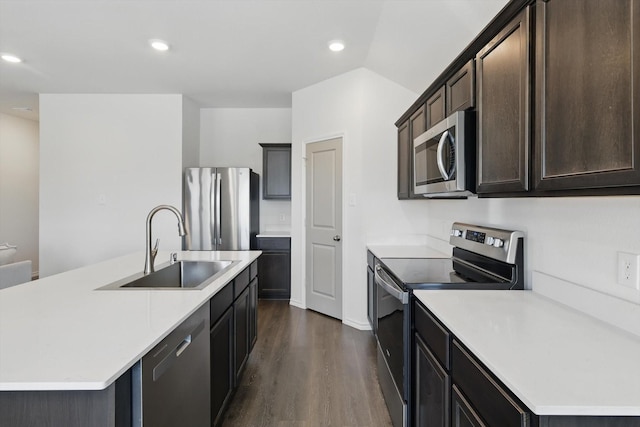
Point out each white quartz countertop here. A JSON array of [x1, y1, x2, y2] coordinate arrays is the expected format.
[[367, 245, 449, 259], [413, 290, 640, 416], [0, 250, 260, 391]]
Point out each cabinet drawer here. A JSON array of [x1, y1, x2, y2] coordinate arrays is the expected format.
[[256, 237, 291, 251], [452, 340, 530, 427], [210, 282, 233, 327], [234, 267, 250, 299], [414, 300, 450, 369], [250, 260, 258, 280], [367, 250, 375, 269]]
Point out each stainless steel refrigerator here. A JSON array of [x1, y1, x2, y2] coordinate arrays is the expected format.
[[183, 167, 259, 250]]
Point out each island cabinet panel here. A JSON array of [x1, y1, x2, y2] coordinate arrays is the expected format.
[[534, 0, 640, 191], [476, 7, 531, 194], [210, 307, 234, 427], [398, 120, 411, 199], [234, 285, 250, 382], [0, 379, 130, 427]]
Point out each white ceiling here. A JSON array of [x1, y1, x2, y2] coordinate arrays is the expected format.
[[0, 0, 509, 121]]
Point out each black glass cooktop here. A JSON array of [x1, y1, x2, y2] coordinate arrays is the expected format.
[[379, 257, 509, 290], [380, 258, 465, 285]]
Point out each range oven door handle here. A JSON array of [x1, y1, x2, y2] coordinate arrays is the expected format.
[[375, 265, 409, 304]]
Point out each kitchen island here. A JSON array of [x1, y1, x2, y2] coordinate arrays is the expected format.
[[413, 289, 640, 426], [0, 250, 260, 426]]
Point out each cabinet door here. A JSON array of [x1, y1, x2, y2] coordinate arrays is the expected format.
[[367, 265, 376, 334], [451, 385, 486, 427], [249, 277, 258, 351], [260, 143, 292, 199], [211, 307, 234, 427], [257, 250, 291, 299], [409, 106, 427, 198], [234, 286, 250, 382], [446, 60, 476, 115], [398, 120, 411, 199], [426, 87, 446, 129], [535, 0, 640, 191], [476, 7, 531, 194], [413, 333, 450, 427]]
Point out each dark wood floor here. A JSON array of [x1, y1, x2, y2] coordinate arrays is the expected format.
[[222, 300, 393, 427]]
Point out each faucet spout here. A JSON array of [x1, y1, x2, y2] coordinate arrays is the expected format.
[[144, 205, 187, 275]]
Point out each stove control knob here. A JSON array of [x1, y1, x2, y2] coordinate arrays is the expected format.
[[485, 236, 495, 246], [493, 238, 505, 248], [451, 229, 463, 237]]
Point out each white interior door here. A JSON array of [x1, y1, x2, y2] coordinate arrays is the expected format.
[[305, 138, 343, 320]]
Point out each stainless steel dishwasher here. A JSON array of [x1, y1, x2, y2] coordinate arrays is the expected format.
[[132, 304, 210, 427]]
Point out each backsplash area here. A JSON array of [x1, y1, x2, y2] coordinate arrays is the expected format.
[[414, 195, 640, 315]]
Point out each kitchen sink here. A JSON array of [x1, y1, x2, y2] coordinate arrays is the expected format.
[[99, 260, 239, 290]]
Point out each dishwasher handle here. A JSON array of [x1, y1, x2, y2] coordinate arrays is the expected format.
[[375, 265, 409, 304], [152, 320, 206, 382]]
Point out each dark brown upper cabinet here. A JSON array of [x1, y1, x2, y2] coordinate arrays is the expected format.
[[397, 120, 411, 199], [446, 59, 476, 116], [397, 106, 428, 200], [408, 106, 427, 199], [259, 143, 291, 200], [476, 7, 531, 194], [534, 0, 640, 192], [426, 87, 446, 129]]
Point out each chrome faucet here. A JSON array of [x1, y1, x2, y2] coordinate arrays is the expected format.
[[144, 205, 187, 275]]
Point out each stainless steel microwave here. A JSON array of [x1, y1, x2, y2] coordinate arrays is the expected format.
[[413, 110, 475, 198]]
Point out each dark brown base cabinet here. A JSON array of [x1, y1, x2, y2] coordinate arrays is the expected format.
[[210, 307, 234, 427], [257, 236, 291, 299], [412, 298, 640, 427]]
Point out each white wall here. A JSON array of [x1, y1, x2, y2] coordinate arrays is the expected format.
[[292, 68, 418, 328], [292, 68, 640, 330], [0, 113, 39, 276], [39, 94, 184, 277], [200, 108, 292, 232]]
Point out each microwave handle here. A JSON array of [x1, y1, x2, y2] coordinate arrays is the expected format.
[[436, 130, 454, 180]]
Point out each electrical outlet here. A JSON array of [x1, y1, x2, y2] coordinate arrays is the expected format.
[[617, 252, 640, 289]]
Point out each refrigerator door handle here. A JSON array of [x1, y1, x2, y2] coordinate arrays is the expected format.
[[215, 173, 222, 247]]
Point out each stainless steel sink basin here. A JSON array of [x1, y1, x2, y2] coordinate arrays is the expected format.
[[99, 260, 239, 290]]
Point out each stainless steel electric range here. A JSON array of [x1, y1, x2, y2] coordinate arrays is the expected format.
[[374, 222, 525, 427]]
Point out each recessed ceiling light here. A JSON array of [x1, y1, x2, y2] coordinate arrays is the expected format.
[[328, 40, 345, 52], [149, 39, 170, 52], [1, 54, 22, 63]]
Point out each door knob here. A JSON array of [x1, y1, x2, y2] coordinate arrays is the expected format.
[[333, 235, 341, 242]]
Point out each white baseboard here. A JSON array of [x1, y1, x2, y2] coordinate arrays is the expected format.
[[342, 317, 372, 331], [288, 299, 306, 310]]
